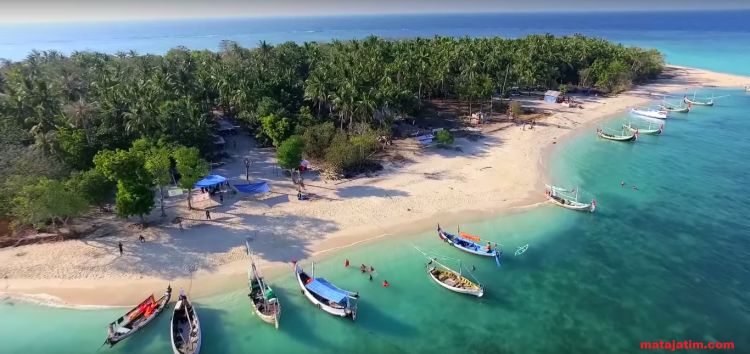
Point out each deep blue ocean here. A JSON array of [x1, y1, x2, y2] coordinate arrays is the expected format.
[[2, 11, 750, 74], [1, 11, 749, 354]]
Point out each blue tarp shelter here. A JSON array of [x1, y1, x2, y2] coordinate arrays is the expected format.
[[235, 182, 270, 194], [544, 90, 561, 103], [305, 278, 348, 303], [194, 175, 227, 188]]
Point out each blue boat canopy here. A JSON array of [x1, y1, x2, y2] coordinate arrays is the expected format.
[[194, 174, 227, 188], [305, 278, 348, 303], [235, 182, 270, 194]]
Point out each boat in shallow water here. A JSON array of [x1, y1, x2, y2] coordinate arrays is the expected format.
[[659, 104, 690, 113], [246, 241, 281, 329], [684, 96, 714, 106], [105, 285, 172, 346], [630, 107, 668, 119], [170, 291, 201, 354], [437, 225, 501, 266], [294, 262, 359, 320], [624, 122, 662, 135], [597, 128, 637, 142], [426, 259, 484, 297], [545, 185, 596, 212]]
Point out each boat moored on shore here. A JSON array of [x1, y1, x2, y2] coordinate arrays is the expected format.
[[105, 285, 172, 347], [437, 225, 501, 266]]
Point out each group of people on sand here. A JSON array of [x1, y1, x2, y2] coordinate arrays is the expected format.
[[345, 259, 389, 287]]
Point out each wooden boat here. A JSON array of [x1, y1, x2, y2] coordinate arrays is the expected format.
[[630, 108, 668, 119], [623, 122, 662, 135], [683, 96, 714, 106], [436, 225, 501, 266], [545, 185, 596, 213], [294, 262, 359, 320], [659, 104, 690, 113], [105, 286, 172, 346], [170, 291, 201, 354], [246, 241, 281, 329], [597, 128, 637, 142], [426, 259, 484, 297]]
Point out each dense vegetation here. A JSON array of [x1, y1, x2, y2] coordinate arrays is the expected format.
[[0, 34, 663, 232]]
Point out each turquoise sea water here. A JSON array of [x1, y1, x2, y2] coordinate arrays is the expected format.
[[2, 12, 750, 354]]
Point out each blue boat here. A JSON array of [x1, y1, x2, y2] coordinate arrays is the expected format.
[[294, 262, 359, 320], [437, 225, 502, 266]]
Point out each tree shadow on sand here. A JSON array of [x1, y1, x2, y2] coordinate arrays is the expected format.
[[106, 213, 338, 279], [335, 185, 409, 199]]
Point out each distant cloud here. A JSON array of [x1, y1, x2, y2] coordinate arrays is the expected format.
[[2, 0, 749, 23]]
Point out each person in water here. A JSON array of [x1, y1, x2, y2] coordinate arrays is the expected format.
[[360, 264, 367, 273], [382, 280, 390, 287], [621, 180, 625, 187], [344, 259, 350, 267]]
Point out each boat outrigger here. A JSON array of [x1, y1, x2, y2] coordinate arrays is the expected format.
[[294, 262, 359, 320], [659, 104, 690, 113], [246, 241, 281, 329], [437, 225, 502, 266], [630, 107, 668, 119], [623, 121, 663, 135], [105, 285, 172, 347], [597, 127, 637, 142], [426, 258, 484, 297], [170, 290, 201, 354], [684, 92, 714, 106], [545, 185, 596, 212]]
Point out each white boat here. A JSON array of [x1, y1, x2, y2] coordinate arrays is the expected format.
[[170, 291, 201, 354], [426, 259, 484, 297], [545, 185, 596, 212], [630, 108, 668, 119], [294, 262, 358, 320]]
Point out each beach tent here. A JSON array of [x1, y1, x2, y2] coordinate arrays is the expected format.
[[235, 182, 270, 195], [194, 174, 227, 188], [544, 90, 562, 103]]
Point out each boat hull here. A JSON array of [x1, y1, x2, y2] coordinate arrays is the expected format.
[[624, 125, 661, 135], [170, 296, 201, 354], [684, 98, 714, 106], [249, 278, 281, 329], [630, 108, 668, 119], [106, 287, 172, 347], [294, 265, 356, 320], [597, 131, 637, 142], [427, 264, 483, 297], [437, 229, 499, 258]]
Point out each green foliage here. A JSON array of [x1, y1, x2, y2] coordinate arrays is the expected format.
[[302, 122, 336, 159], [12, 177, 87, 230], [56, 127, 95, 170], [173, 146, 209, 190], [324, 130, 379, 175], [435, 130, 454, 145], [276, 135, 305, 170], [145, 146, 173, 187], [259, 114, 294, 147], [114, 181, 155, 220], [508, 101, 523, 118], [66, 169, 115, 207]]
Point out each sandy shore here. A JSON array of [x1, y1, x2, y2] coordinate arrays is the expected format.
[[1, 65, 748, 307]]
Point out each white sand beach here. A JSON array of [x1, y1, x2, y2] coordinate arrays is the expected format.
[[1, 65, 748, 306]]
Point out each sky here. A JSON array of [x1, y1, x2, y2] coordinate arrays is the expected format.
[[1, 0, 750, 23]]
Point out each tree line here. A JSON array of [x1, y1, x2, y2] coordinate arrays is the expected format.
[[0, 34, 663, 232]]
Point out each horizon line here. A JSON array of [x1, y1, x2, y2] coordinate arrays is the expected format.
[[2, 8, 750, 25]]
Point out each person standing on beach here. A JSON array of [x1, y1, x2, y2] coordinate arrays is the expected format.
[[205, 209, 211, 220], [139, 235, 145, 243], [118, 242, 123, 256]]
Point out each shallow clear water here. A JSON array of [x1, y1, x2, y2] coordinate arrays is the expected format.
[[2, 12, 750, 354]]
